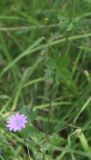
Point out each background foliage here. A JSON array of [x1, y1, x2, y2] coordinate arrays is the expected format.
[[1, 0, 91, 160]]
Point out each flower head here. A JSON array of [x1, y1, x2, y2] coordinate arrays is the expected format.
[[7, 113, 27, 132]]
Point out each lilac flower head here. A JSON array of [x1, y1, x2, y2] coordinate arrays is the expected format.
[[7, 113, 27, 132]]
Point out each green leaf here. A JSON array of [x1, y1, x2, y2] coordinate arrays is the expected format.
[[40, 134, 63, 154], [20, 105, 37, 122]]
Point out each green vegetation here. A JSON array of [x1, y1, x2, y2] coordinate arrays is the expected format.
[[1, 0, 91, 159]]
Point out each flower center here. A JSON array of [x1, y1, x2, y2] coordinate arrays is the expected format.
[[15, 120, 21, 127]]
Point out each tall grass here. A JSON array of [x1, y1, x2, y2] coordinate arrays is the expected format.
[[1, 0, 91, 159]]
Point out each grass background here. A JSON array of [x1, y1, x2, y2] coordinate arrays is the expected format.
[[1, 0, 91, 160]]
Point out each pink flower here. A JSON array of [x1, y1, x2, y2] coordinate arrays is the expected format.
[[7, 113, 27, 132]]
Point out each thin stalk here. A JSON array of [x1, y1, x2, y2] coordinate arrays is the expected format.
[[47, 31, 70, 134], [48, 71, 56, 134]]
